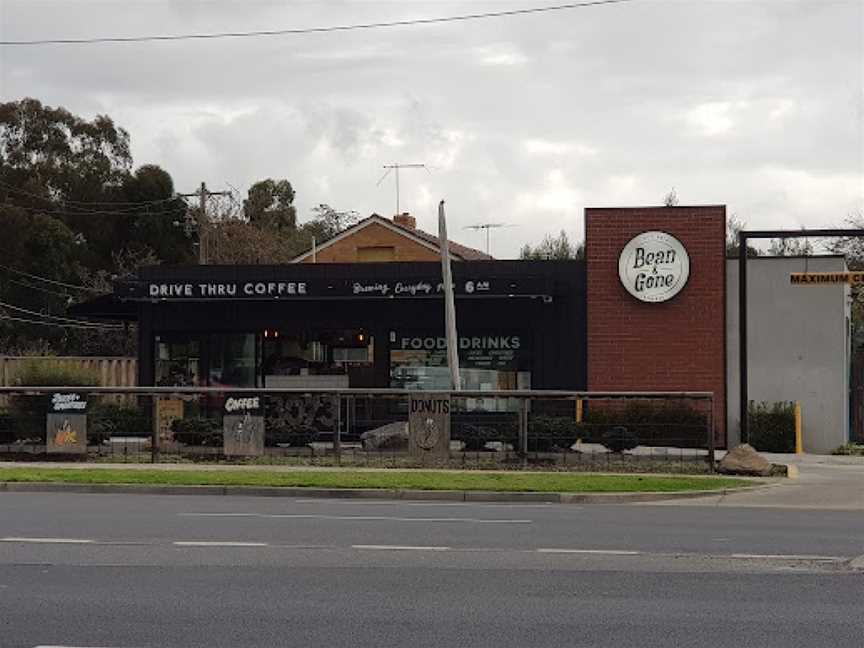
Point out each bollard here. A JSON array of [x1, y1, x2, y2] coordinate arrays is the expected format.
[[794, 402, 803, 454]]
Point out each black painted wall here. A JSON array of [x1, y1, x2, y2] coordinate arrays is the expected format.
[[134, 260, 587, 390]]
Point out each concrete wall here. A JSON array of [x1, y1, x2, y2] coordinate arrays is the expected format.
[[726, 256, 850, 453]]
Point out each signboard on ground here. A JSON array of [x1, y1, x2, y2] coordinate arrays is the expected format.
[[223, 394, 265, 456], [156, 398, 184, 443], [46, 393, 87, 454], [408, 394, 451, 457]]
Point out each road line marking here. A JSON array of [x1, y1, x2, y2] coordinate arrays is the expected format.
[[729, 553, 843, 561], [292, 500, 555, 508], [173, 541, 269, 547], [1, 537, 94, 544], [536, 548, 641, 556], [180, 513, 531, 523], [352, 544, 451, 551]]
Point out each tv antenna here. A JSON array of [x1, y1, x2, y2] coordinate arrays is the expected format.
[[463, 223, 515, 256], [377, 163, 429, 215]]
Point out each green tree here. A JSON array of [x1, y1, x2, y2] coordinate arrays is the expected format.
[[725, 215, 760, 258], [520, 230, 583, 260], [243, 179, 297, 231]]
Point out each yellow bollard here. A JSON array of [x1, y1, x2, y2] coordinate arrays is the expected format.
[[794, 402, 803, 454], [575, 399, 583, 424]]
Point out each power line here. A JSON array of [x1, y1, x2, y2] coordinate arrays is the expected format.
[[0, 0, 637, 46], [0, 300, 123, 328], [0, 264, 99, 293], [2, 200, 184, 218], [0, 314, 126, 331], [6, 277, 74, 299]]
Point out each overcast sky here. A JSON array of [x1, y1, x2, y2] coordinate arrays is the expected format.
[[1, 0, 862, 258]]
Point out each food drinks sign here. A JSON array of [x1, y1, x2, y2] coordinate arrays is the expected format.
[[618, 231, 690, 303]]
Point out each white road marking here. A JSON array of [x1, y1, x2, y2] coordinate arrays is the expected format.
[[1, 537, 94, 544], [352, 544, 451, 551], [173, 541, 269, 547], [729, 553, 843, 561], [292, 500, 555, 508], [536, 548, 642, 555], [179, 513, 531, 524]]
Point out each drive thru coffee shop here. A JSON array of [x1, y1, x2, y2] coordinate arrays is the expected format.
[[77, 205, 857, 451]]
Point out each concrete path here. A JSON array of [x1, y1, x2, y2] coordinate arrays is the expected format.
[[653, 453, 864, 509]]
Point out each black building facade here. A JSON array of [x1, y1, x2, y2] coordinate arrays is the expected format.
[[110, 261, 587, 392]]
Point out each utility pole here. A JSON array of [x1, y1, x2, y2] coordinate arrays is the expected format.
[[439, 200, 460, 391], [179, 182, 231, 264], [377, 163, 428, 215]]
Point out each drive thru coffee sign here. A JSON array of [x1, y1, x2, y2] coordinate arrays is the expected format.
[[618, 231, 690, 303]]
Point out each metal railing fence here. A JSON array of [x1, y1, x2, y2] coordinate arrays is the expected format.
[[0, 387, 716, 472]]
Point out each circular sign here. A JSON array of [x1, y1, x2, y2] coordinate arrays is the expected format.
[[618, 231, 690, 303], [417, 417, 440, 450]]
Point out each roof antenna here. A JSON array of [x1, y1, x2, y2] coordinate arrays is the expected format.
[[377, 163, 429, 215], [463, 223, 516, 256]]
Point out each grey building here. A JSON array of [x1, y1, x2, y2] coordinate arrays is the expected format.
[[727, 256, 851, 453]]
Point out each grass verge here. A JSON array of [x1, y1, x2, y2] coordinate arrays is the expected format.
[[0, 468, 753, 493]]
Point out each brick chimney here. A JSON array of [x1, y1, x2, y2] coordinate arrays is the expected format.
[[393, 212, 416, 230]]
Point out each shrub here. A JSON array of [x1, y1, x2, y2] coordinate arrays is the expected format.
[[12, 360, 100, 387], [90, 404, 152, 444], [832, 443, 864, 456], [581, 401, 708, 448], [601, 426, 639, 453], [747, 401, 795, 453], [265, 395, 337, 447], [171, 417, 221, 446], [528, 416, 581, 452]]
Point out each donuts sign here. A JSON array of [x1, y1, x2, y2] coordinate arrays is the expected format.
[[618, 231, 690, 303]]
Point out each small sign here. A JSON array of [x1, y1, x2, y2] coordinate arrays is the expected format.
[[156, 398, 184, 443], [223, 394, 264, 456], [50, 393, 87, 413], [46, 413, 87, 454], [408, 394, 451, 457], [790, 272, 863, 285], [618, 231, 690, 303]]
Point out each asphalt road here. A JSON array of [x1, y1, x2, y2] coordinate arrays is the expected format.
[[1, 492, 862, 648]]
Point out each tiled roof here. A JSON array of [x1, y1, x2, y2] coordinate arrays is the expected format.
[[389, 219, 493, 261]]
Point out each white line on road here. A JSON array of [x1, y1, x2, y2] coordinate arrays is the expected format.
[[729, 553, 844, 561], [179, 513, 531, 524], [1, 537, 94, 544], [352, 544, 451, 551], [536, 548, 642, 555], [292, 499, 555, 508], [173, 541, 269, 547]]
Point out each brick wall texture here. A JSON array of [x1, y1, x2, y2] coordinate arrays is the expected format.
[[298, 222, 440, 263], [586, 206, 727, 444]]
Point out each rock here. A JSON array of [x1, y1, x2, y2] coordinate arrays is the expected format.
[[361, 422, 408, 450], [718, 444, 772, 476]]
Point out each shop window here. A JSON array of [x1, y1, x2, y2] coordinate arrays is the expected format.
[[155, 336, 201, 386], [209, 334, 256, 388], [357, 246, 395, 262], [390, 332, 531, 408]]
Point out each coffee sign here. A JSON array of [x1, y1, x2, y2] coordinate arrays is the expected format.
[[618, 231, 689, 303]]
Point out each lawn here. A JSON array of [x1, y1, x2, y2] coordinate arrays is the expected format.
[[0, 467, 753, 493]]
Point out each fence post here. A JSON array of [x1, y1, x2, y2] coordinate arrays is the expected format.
[[335, 394, 342, 464], [519, 397, 529, 459], [794, 402, 803, 454], [151, 396, 160, 464], [707, 395, 715, 472]]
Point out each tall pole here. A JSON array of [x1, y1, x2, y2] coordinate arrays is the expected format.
[[198, 182, 207, 264], [738, 232, 748, 444], [180, 181, 230, 265], [439, 200, 460, 390], [395, 167, 400, 215]]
